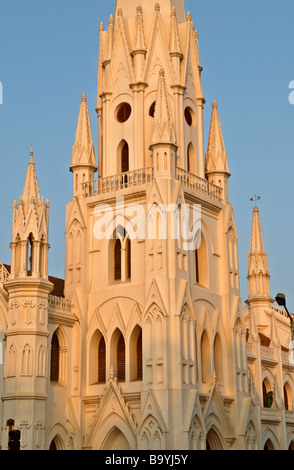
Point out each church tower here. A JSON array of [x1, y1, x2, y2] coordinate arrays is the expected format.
[[2, 147, 53, 450], [65, 0, 249, 450], [245, 198, 274, 328]]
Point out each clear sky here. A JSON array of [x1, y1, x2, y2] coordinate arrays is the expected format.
[[0, 0, 294, 309]]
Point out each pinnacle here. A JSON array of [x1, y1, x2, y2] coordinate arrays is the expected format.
[[30, 145, 34, 163], [22, 146, 41, 208], [205, 101, 229, 174], [72, 93, 96, 167], [152, 68, 176, 145]]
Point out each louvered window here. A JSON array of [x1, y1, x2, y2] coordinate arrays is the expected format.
[[117, 333, 125, 382], [126, 237, 131, 280], [137, 330, 142, 381], [121, 142, 129, 173], [114, 239, 121, 281], [50, 332, 59, 382], [195, 248, 199, 284], [98, 336, 106, 384]]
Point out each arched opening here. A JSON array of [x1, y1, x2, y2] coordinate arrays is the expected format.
[[126, 236, 131, 280], [206, 428, 223, 450], [214, 333, 224, 385], [149, 101, 156, 118], [114, 239, 122, 281], [98, 336, 106, 384], [284, 383, 292, 410], [201, 330, 211, 384], [49, 439, 57, 450], [130, 326, 143, 381], [27, 233, 34, 276], [117, 332, 126, 382], [49, 434, 64, 451], [194, 232, 209, 288], [50, 331, 60, 382], [89, 330, 106, 385], [112, 228, 131, 283], [121, 141, 129, 174], [289, 440, 294, 450], [187, 142, 196, 174], [14, 234, 21, 277], [103, 427, 131, 450], [262, 379, 274, 408], [110, 328, 125, 382], [264, 438, 275, 450]]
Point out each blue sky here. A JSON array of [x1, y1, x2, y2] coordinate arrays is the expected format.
[[0, 0, 294, 309]]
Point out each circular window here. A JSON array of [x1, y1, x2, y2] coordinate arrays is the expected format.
[[149, 102, 156, 118], [185, 107, 194, 127], [117, 103, 132, 123]]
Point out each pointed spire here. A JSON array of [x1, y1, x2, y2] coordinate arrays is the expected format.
[[106, 14, 114, 61], [247, 200, 272, 300], [72, 93, 96, 166], [170, 7, 182, 55], [22, 146, 41, 208], [134, 6, 146, 51], [248, 202, 269, 276], [205, 101, 229, 174], [152, 69, 176, 145]]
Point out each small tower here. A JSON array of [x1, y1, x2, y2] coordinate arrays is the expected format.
[[247, 198, 272, 302], [3, 147, 53, 450], [149, 69, 177, 177], [70, 93, 97, 197], [246, 198, 273, 327], [205, 101, 230, 202]]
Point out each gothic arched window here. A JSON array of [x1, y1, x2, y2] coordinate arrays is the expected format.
[[117, 332, 126, 383], [98, 336, 106, 384], [114, 239, 122, 281], [50, 331, 60, 382], [121, 142, 129, 174]]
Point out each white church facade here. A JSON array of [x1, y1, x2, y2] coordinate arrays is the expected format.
[[0, 0, 294, 450]]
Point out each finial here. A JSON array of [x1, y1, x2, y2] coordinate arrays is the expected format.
[[99, 22, 104, 32], [186, 12, 192, 21], [81, 92, 87, 103], [212, 100, 218, 110], [117, 8, 123, 16], [109, 14, 114, 25], [30, 145, 34, 163], [137, 5, 143, 14], [250, 195, 260, 209], [171, 7, 176, 17], [154, 3, 160, 12]]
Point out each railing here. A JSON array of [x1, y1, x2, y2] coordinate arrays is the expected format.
[[49, 295, 72, 313], [270, 304, 291, 321], [83, 167, 154, 197], [260, 345, 276, 361], [175, 167, 223, 202], [261, 407, 279, 420], [0, 262, 9, 284], [83, 166, 223, 202]]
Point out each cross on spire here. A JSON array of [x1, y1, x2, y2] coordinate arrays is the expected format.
[[250, 195, 260, 208]]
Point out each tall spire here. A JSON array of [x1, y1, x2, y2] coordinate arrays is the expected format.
[[247, 200, 271, 300], [205, 101, 229, 175], [72, 92, 96, 167], [152, 69, 176, 145], [22, 145, 41, 209]]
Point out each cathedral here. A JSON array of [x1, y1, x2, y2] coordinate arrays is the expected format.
[[0, 0, 294, 451]]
